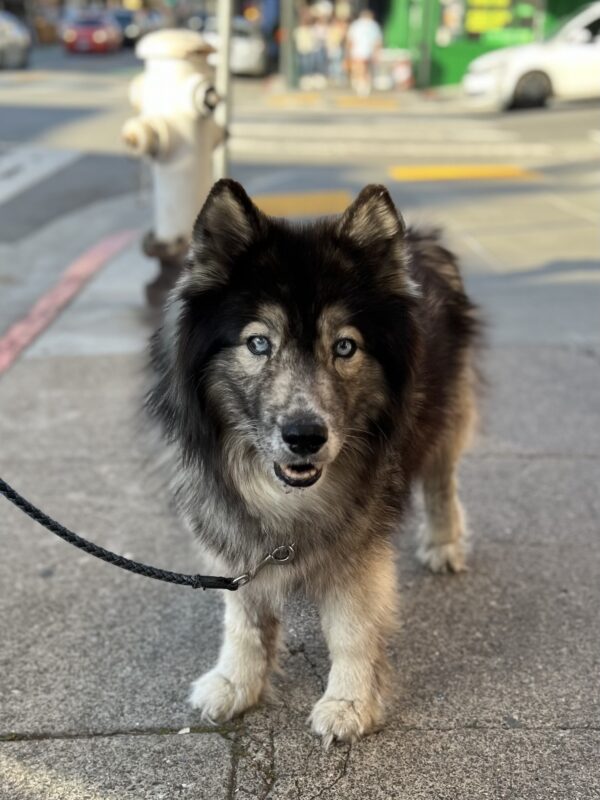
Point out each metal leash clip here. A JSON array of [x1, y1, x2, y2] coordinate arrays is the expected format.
[[232, 544, 295, 588]]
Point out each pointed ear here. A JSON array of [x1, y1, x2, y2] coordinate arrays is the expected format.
[[187, 179, 264, 287], [338, 185, 419, 297], [338, 184, 405, 247]]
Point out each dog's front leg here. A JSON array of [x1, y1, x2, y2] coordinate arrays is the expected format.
[[189, 590, 279, 723], [310, 543, 397, 746]]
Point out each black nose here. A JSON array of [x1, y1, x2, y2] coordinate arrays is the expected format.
[[281, 417, 328, 456]]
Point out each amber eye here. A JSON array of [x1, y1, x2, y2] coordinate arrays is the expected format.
[[333, 338, 357, 359], [247, 335, 271, 356]]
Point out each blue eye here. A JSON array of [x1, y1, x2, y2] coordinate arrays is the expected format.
[[247, 335, 271, 356], [334, 338, 357, 359]]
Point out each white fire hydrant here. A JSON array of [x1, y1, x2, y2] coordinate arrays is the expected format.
[[122, 29, 219, 306]]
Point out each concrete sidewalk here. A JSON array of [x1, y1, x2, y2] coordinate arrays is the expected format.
[[1, 177, 599, 799]]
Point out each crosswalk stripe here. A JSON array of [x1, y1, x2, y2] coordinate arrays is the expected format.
[[0, 146, 80, 205], [231, 122, 517, 142], [253, 190, 352, 217], [389, 164, 541, 181], [230, 141, 553, 161]]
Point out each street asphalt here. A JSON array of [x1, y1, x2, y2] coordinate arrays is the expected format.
[[1, 45, 599, 799]]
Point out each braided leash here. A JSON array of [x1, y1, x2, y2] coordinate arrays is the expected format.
[[0, 478, 238, 590]]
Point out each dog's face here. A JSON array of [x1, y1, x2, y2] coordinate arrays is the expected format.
[[174, 180, 421, 494], [223, 302, 381, 489]]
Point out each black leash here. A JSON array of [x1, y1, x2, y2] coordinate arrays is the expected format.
[[0, 478, 238, 591]]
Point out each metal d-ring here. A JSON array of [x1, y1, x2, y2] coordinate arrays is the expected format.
[[270, 544, 295, 563]]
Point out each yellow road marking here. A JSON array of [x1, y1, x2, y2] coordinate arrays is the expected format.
[[389, 164, 540, 181], [335, 96, 399, 111], [265, 93, 400, 111], [253, 190, 352, 217], [266, 93, 321, 108]]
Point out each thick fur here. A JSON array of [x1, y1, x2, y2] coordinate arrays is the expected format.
[[145, 180, 480, 745]]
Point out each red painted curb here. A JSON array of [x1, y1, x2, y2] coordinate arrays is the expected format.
[[0, 229, 139, 376]]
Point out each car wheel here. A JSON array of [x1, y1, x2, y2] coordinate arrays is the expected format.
[[3, 45, 28, 69], [510, 71, 552, 109], [15, 47, 30, 69]]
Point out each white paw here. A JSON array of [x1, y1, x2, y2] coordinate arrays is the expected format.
[[188, 669, 262, 723], [417, 540, 466, 573], [309, 696, 383, 746]]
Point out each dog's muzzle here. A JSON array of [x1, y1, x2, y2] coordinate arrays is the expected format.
[[275, 416, 328, 488]]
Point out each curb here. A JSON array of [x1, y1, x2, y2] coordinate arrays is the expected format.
[[0, 229, 139, 376]]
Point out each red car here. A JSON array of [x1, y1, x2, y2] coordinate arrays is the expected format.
[[62, 15, 122, 53]]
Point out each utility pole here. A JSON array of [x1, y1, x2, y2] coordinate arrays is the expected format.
[[213, 0, 233, 179], [279, 0, 296, 89], [417, 0, 434, 89]]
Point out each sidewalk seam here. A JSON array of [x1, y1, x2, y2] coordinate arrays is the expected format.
[[0, 725, 238, 742], [3, 723, 599, 743]]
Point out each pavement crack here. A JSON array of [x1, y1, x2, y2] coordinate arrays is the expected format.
[[306, 742, 352, 800], [3, 721, 599, 745], [226, 727, 244, 800], [262, 724, 276, 800], [234, 720, 277, 800], [0, 723, 238, 743], [288, 642, 326, 693]]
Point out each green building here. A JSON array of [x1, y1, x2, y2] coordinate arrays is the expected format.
[[383, 0, 593, 85]]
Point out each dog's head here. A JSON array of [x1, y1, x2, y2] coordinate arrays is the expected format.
[[169, 180, 421, 497]]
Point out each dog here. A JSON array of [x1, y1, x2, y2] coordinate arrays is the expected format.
[[145, 179, 480, 746]]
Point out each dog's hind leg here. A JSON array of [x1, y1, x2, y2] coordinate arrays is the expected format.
[[189, 590, 280, 722], [417, 374, 477, 574]]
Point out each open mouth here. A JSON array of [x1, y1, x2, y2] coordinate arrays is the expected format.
[[274, 462, 323, 488]]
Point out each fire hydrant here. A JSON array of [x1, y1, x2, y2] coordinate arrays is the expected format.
[[122, 29, 219, 307]]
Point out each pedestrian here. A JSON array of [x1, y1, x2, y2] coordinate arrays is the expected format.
[[294, 8, 321, 89], [346, 9, 382, 96], [311, 5, 331, 88], [325, 12, 348, 86]]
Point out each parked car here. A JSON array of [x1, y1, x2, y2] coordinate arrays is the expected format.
[[200, 16, 268, 76], [111, 9, 140, 47], [62, 14, 123, 54], [0, 10, 31, 68], [184, 11, 207, 33], [463, 1, 600, 109], [111, 10, 164, 48], [144, 11, 167, 36]]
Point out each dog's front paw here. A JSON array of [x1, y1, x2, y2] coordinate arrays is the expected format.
[[189, 669, 262, 723], [417, 540, 466, 573], [309, 696, 383, 747]]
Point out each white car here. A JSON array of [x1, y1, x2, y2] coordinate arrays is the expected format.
[[463, 2, 600, 109], [0, 11, 31, 69], [202, 16, 268, 77]]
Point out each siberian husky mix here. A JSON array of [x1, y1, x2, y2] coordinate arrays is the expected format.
[[146, 179, 480, 745]]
